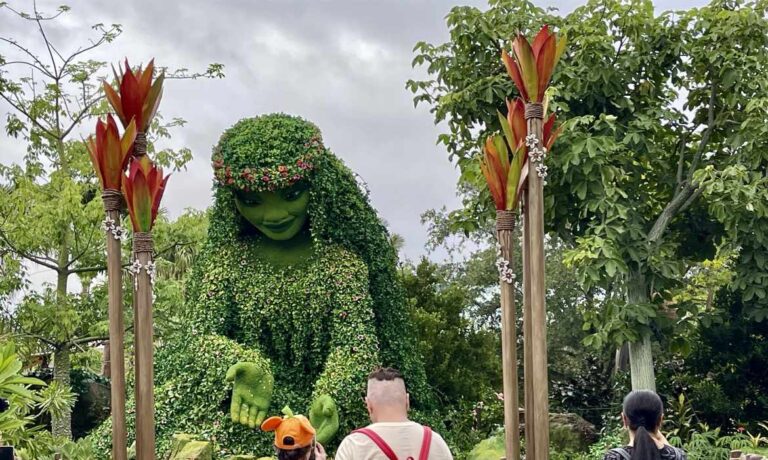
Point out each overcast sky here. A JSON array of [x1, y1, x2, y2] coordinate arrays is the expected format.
[[1, 0, 707, 291]]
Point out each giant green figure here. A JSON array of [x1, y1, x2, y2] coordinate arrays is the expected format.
[[93, 114, 430, 457]]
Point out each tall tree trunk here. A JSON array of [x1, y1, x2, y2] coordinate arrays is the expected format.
[[102, 340, 111, 378], [51, 346, 72, 438], [52, 231, 73, 438], [627, 270, 656, 391]]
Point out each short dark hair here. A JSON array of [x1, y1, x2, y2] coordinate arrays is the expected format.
[[368, 367, 404, 382]]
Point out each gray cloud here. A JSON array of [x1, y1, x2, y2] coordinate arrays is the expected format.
[[1, 0, 709, 269]]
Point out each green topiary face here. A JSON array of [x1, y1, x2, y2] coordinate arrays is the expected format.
[[234, 182, 310, 241]]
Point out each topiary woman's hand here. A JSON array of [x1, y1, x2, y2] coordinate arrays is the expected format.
[[309, 394, 339, 444], [225, 362, 274, 428]]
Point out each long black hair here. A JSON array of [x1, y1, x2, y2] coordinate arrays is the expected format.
[[623, 390, 664, 460]]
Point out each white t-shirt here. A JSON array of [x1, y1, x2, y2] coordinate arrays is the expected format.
[[334, 421, 453, 460]]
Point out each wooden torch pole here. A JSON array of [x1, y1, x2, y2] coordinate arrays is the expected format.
[[521, 191, 535, 460], [133, 231, 155, 459], [497, 210, 520, 460], [132, 133, 155, 460], [102, 189, 127, 460], [524, 102, 549, 460]]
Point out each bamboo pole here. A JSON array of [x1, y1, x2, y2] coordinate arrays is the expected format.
[[102, 189, 127, 460], [521, 192, 535, 460], [133, 231, 155, 460], [497, 210, 520, 460], [524, 102, 549, 460]]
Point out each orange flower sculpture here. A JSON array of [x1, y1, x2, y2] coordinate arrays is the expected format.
[[502, 25, 566, 103], [86, 114, 137, 190], [104, 59, 164, 132], [123, 156, 170, 232]]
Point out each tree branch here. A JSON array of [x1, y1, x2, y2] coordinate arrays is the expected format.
[[60, 96, 101, 138], [68, 260, 134, 274], [66, 226, 98, 269], [675, 132, 689, 186], [61, 34, 111, 70], [70, 325, 133, 346], [0, 60, 50, 76], [678, 186, 704, 214], [0, 227, 61, 271], [687, 83, 717, 182], [0, 91, 57, 138], [648, 81, 718, 244], [10, 332, 58, 348], [33, 0, 59, 76], [647, 185, 694, 244], [0, 37, 54, 78]]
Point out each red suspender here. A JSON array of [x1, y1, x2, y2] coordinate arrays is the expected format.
[[352, 428, 399, 460], [352, 426, 433, 460], [419, 426, 433, 460]]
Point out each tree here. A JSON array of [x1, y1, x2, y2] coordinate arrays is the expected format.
[[150, 209, 209, 338], [0, 3, 223, 437], [401, 257, 501, 403], [408, 0, 768, 390], [408, 214, 616, 424]]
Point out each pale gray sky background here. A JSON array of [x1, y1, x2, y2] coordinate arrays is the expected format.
[[1, 0, 707, 292]]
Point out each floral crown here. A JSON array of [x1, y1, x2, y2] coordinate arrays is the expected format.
[[211, 114, 326, 192]]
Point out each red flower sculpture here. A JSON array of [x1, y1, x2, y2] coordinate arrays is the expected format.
[[502, 25, 567, 103], [86, 115, 137, 190], [123, 156, 170, 232], [104, 59, 164, 132], [481, 97, 563, 210]]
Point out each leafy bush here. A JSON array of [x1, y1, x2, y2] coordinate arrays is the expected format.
[[0, 340, 90, 459]]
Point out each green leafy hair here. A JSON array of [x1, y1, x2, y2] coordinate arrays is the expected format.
[[205, 113, 432, 405]]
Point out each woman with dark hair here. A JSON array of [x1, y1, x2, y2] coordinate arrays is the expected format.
[[603, 390, 687, 460]]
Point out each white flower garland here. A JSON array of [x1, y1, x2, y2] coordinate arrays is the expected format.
[[495, 245, 516, 285], [127, 259, 156, 289], [102, 216, 128, 241], [525, 134, 548, 185]]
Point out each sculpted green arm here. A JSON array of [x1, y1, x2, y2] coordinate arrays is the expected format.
[[184, 247, 275, 428], [311, 251, 380, 444]]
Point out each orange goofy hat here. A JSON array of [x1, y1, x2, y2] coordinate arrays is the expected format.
[[261, 406, 316, 450]]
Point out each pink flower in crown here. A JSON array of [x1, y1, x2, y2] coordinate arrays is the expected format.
[[262, 175, 270, 182]]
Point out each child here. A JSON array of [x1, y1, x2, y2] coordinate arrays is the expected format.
[[261, 407, 327, 460]]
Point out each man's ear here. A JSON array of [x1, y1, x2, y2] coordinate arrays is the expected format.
[[620, 412, 628, 428], [406, 393, 410, 411]]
